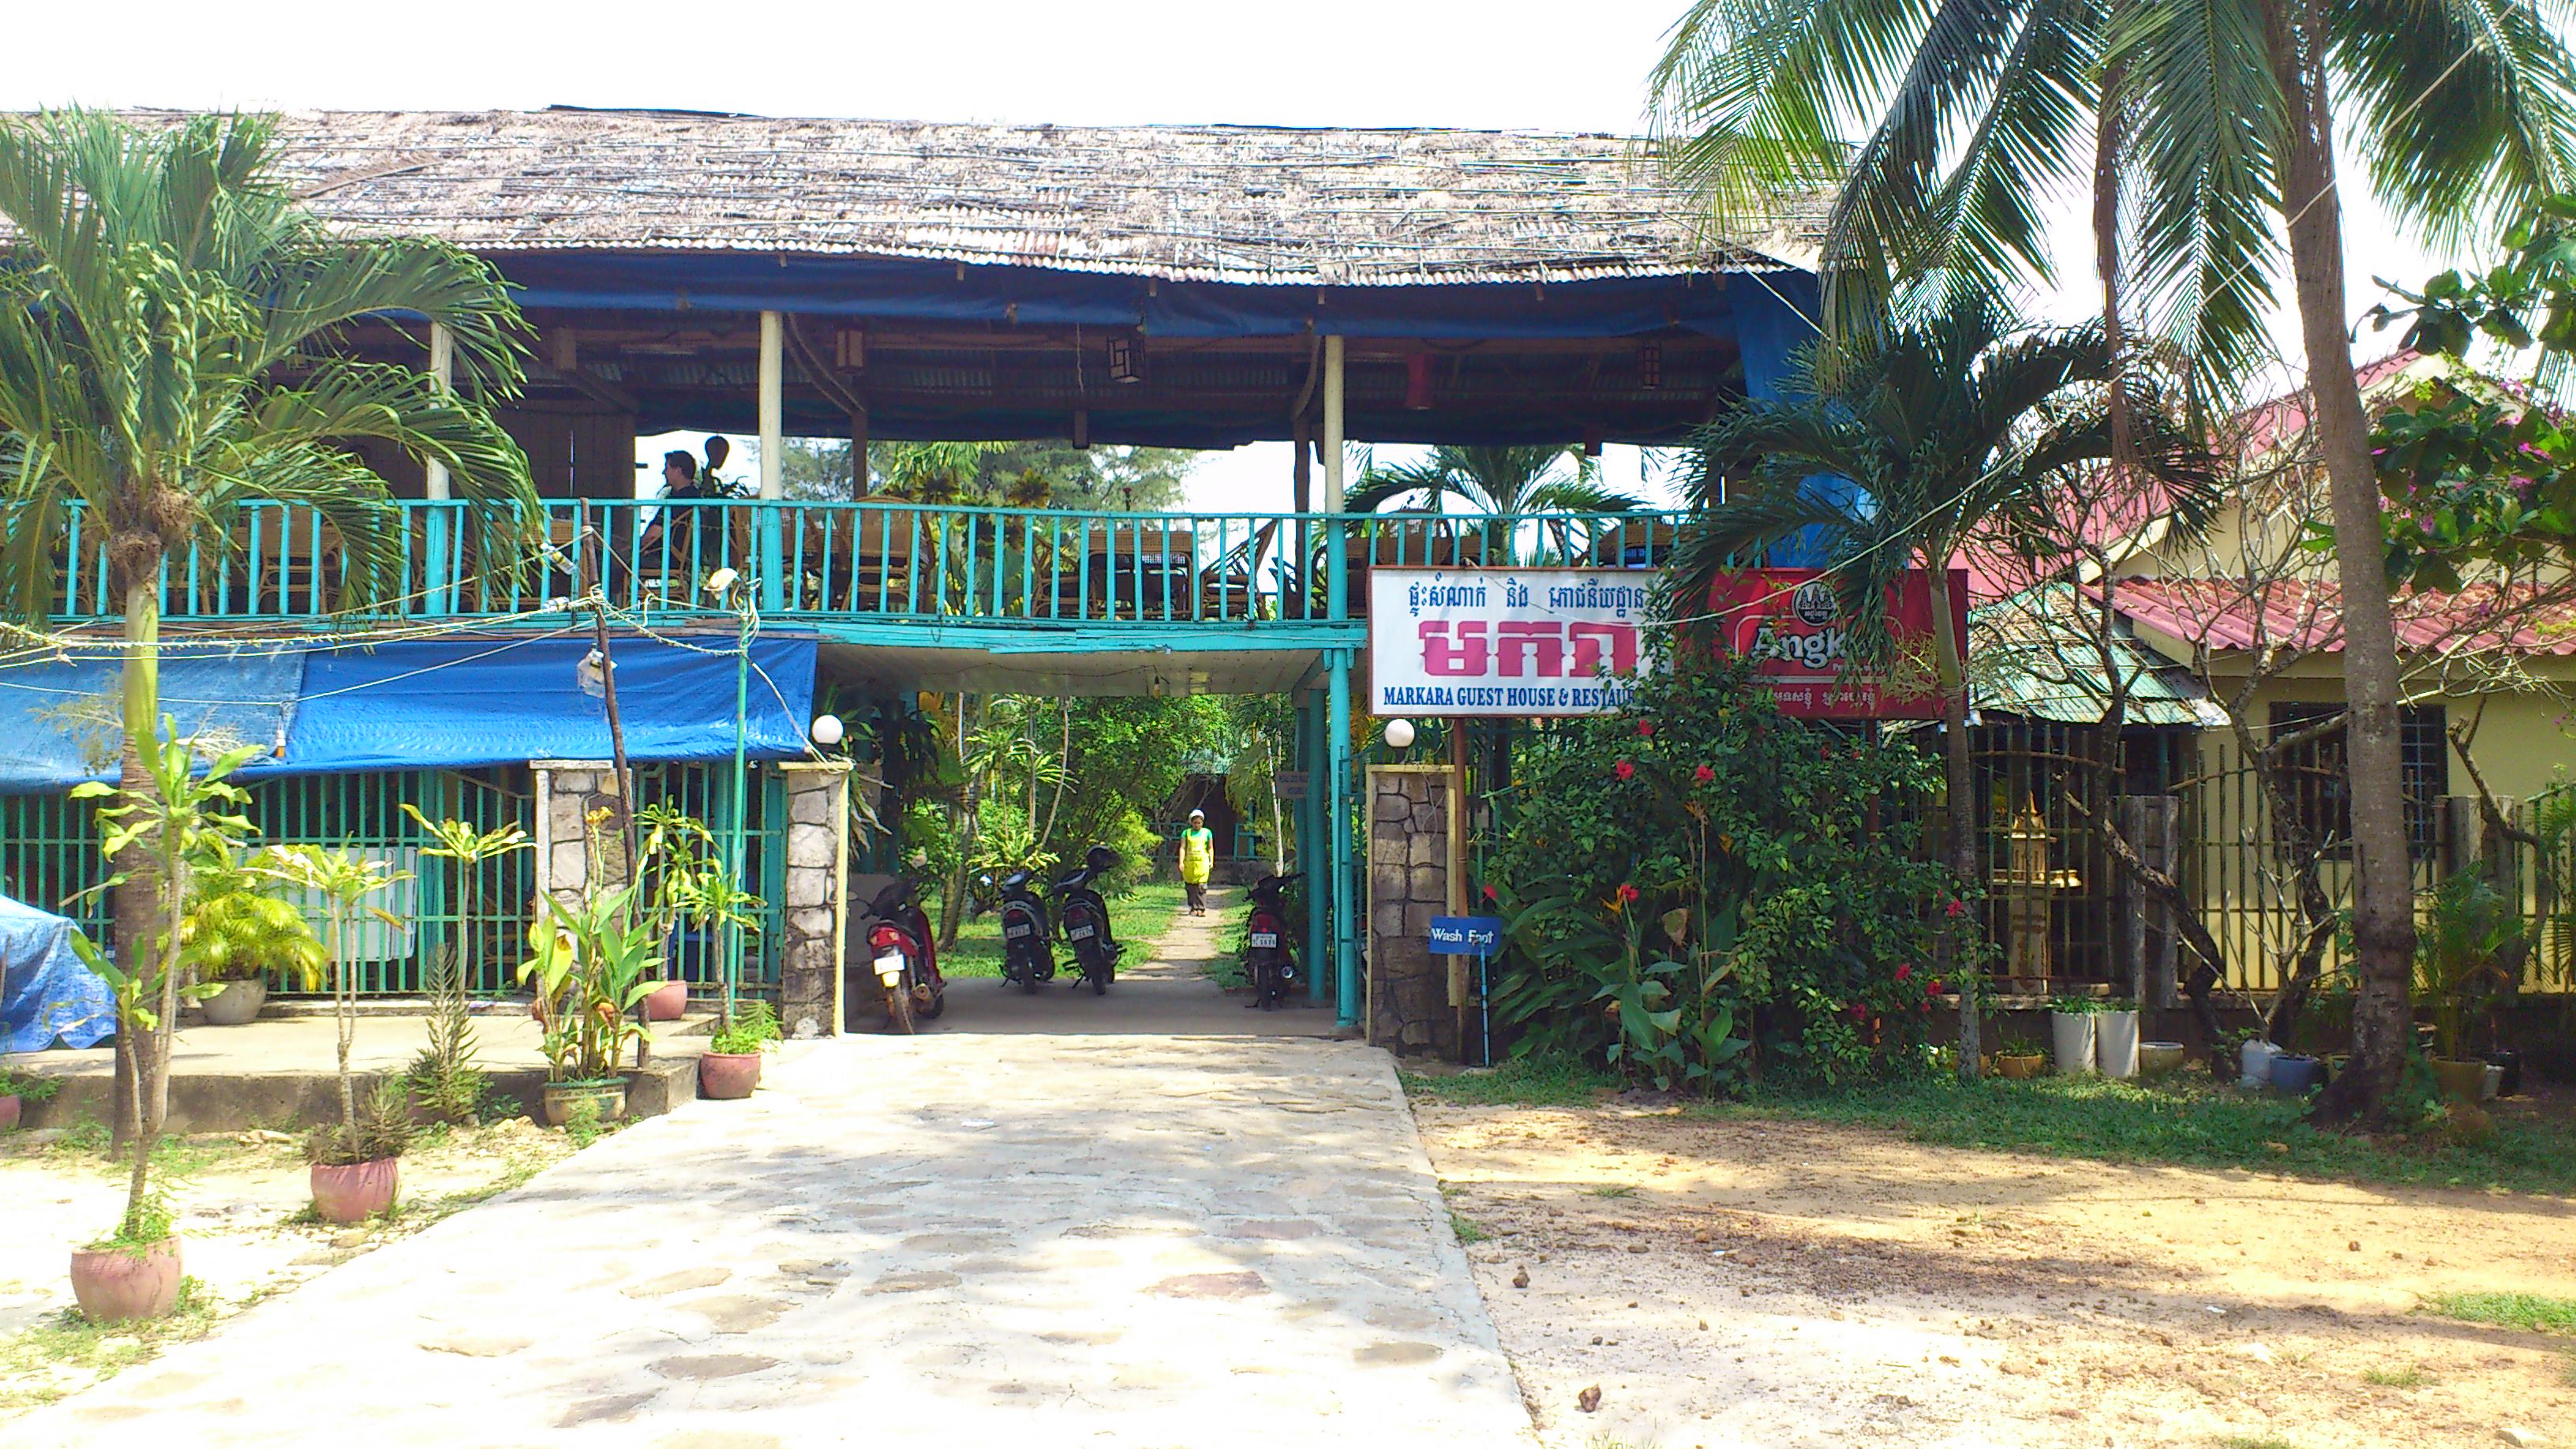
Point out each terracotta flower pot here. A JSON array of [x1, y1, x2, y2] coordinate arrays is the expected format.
[[2432, 1058, 2488, 1105], [645, 980, 689, 1021], [1998, 1053, 2046, 1080], [200, 978, 268, 1026], [698, 1051, 763, 1100], [0, 1095, 20, 1132], [69, 1237, 183, 1324], [542, 1080, 627, 1128], [310, 1158, 401, 1224]]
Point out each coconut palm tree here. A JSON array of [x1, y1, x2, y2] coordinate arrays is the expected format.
[[1347, 445, 1649, 564], [0, 110, 535, 1133], [1668, 296, 2215, 1076], [1649, 0, 2576, 1124]]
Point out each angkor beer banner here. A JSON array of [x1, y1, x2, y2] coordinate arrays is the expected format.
[[1705, 568, 1969, 719], [1370, 570, 1650, 716]]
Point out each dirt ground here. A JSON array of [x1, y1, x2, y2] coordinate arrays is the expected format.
[[0, 1118, 574, 1418], [1416, 1101, 2576, 1449]]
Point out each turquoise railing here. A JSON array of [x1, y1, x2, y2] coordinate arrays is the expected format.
[[43, 498, 1687, 627]]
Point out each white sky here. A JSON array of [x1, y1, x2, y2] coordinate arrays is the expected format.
[[6, 0, 2463, 512]]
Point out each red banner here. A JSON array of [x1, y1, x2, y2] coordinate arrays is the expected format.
[[1706, 568, 1969, 719]]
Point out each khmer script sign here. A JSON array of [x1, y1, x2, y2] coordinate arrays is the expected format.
[[1369, 569, 1650, 717]]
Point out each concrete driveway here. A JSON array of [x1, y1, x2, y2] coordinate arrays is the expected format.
[[12, 1030, 1534, 1447]]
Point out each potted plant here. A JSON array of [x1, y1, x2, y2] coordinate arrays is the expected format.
[[2048, 994, 2099, 1075], [305, 1077, 414, 1223], [2095, 998, 2141, 1079], [522, 877, 658, 1128], [699, 998, 781, 1100], [637, 805, 729, 1020], [65, 726, 263, 1322], [178, 844, 325, 1025], [1995, 1027, 2048, 1080], [256, 844, 411, 1222], [2416, 871, 2513, 1104], [0, 1062, 61, 1131]]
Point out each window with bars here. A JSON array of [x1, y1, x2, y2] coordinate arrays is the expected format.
[[2268, 703, 2447, 859]]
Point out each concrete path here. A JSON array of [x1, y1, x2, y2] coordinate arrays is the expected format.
[[13, 914, 1531, 1448]]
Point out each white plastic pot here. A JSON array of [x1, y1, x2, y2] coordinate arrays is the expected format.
[[2095, 1011, 2140, 1079], [2051, 1012, 2096, 1075], [2239, 1038, 2283, 1090]]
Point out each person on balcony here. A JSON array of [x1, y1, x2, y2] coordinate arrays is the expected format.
[[635, 449, 717, 584], [1180, 808, 1215, 916]]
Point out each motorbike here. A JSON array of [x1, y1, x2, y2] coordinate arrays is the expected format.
[[1243, 872, 1301, 1009], [990, 868, 1057, 994], [846, 873, 945, 1034], [1050, 846, 1123, 995]]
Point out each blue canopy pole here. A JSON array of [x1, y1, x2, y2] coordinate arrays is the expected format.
[[1327, 651, 1357, 1031], [1299, 693, 1328, 1004]]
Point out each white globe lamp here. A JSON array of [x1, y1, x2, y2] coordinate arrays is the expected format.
[[1383, 718, 1417, 751], [811, 713, 845, 747]]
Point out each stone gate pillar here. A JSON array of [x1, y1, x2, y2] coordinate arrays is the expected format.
[[778, 762, 851, 1039], [531, 761, 632, 908], [1366, 763, 1458, 1057]]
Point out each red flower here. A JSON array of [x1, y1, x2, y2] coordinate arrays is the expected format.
[[1481, 884, 1497, 902], [1614, 760, 1636, 781], [1927, 979, 1946, 995], [1944, 898, 1968, 919], [1616, 883, 1640, 904], [1894, 963, 1912, 983], [1637, 720, 1657, 738], [1846, 1002, 1866, 1022], [1692, 764, 1716, 784]]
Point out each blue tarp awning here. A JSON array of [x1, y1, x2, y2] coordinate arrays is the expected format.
[[0, 633, 819, 792]]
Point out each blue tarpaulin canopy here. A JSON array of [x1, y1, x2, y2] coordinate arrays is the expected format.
[[0, 633, 819, 792], [0, 891, 110, 1051]]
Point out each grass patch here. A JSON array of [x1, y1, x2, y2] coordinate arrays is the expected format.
[[1401, 1057, 2576, 1196], [2423, 1291, 2576, 1335], [1448, 1211, 1492, 1245], [930, 880, 1189, 980], [0, 1277, 223, 1413], [1587, 1183, 1639, 1199], [1399, 1054, 1619, 1108], [2218, 1437, 2298, 1449], [2360, 1365, 2430, 1388]]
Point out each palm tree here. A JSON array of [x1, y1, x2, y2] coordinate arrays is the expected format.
[[1668, 297, 2215, 1076], [1650, 0, 2576, 1124], [1348, 445, 1648, 564], [0, 110, 535, 1132]]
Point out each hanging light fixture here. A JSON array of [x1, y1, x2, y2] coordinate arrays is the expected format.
[[1107, 335, 1144, 385]]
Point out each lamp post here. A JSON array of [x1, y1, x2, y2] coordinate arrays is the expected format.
[[704, 567, 755, 1030]]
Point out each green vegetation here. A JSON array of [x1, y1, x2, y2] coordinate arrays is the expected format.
[[2360, 1365, 2431, 1388], [2423, 1291, 2576, 1335], [1401, 1058, 2576, 1196], [1447, 1211, 1492, 1245], [0, 1277, 220, 1413], [2217, 1437, 2299, 1449], [710, 998, 783, 1055], [934, 881, 1187, 979]]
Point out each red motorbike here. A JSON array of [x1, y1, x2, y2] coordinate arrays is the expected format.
[[846, 874, 945, 1034], [1244, 872, 1301, 1009]]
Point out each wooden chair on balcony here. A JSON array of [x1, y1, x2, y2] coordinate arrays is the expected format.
[[218, 508, 343, 616], [1086, 525, 1196, 620], [1341, 514, 1487, 619], [800, 502, 919, 612], [1585, 516, 1677, 570]]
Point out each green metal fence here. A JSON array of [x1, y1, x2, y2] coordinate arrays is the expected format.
[[1, 762, 787, 997]]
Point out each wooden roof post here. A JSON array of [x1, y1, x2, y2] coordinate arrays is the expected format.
[[758, 311, 786, 500], [424, 323, 454, 501]]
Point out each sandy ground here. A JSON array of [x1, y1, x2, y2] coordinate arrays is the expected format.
[[1416, 1101, 2576, 1449], [0, 1118, 574, 1417]]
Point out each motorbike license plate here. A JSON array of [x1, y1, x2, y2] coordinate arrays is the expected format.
[[874, 952, 905, 984], [1069, 925, 1095, 941], [1004, 923, 1033, 939], [1249, 931, 1279, 949]]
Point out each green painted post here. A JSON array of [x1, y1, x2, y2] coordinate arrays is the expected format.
[[725, 587, 754, 1024], [1327, 649, 1357, 1031], [1300, 694, 1329, 1004]]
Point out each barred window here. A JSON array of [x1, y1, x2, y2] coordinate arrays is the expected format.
[[2268, 703, 2447, 859]]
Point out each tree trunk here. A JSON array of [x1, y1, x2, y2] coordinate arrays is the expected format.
[[111, 569, 163, 1151], [1930, 571, 1983, 1078], [2264, 0, 2418, 1126]]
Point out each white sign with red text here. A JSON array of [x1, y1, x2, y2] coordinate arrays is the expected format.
[[1368, 568, 1650, 716]]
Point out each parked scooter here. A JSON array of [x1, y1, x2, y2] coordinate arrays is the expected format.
[[1244, 872, 1301, 1009], [1050, 846, 1123, 995], [990, 868, 1057, 994], [845, 874, 945, 1033]]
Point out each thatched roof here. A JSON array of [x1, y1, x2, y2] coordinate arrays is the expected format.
[[226, 108, 1825, 287]]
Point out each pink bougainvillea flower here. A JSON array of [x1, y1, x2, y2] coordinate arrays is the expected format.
[[1693, 764, 1715, 783], [1614, 760, 1636, 781], [1637, 720, 1657, 738], [1944, 898, 1968, 919], [1894, 963, 1912, 982]]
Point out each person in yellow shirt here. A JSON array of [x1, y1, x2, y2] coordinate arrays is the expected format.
[[1179, 808, 1215, 915]]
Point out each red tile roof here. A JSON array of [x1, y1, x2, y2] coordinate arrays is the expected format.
[[2105, 578, 2576, 655]]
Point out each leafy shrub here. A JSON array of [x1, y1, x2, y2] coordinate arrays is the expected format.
[[710, 998, 782, 1054], [306, 1078, 415, 1166], [1486, 651, 1960, 1092], [407, 945, 487, 1125]]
